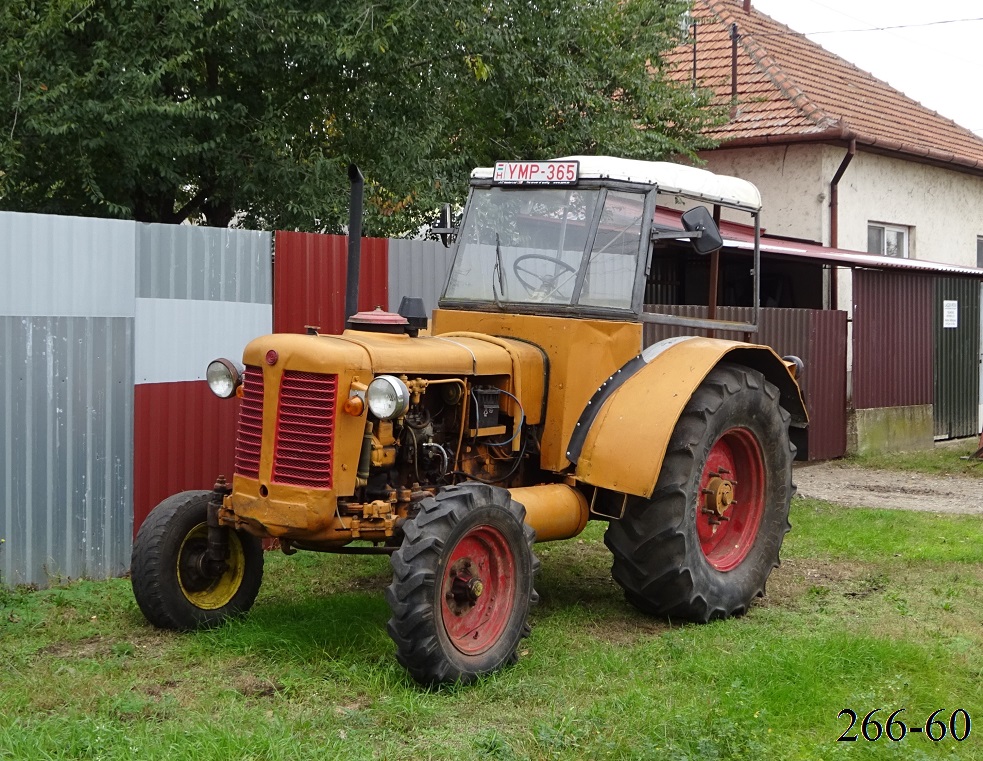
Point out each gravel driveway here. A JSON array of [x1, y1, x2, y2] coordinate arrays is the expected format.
[[793, 459, 983, 515]]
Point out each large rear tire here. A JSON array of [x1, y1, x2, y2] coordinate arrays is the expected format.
[[131, 490, 264, 631], [386, 483, 539, 686], [604, 363, 794, 622]]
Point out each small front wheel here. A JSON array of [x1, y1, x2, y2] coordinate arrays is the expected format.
[[131, 490, 264, 630], [386, 483, 539, 686]]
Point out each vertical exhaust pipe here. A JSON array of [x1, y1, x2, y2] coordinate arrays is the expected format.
[[345, 163, 364, 323]]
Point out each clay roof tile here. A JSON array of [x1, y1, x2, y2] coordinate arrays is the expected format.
[[667, 0, 983, 172]]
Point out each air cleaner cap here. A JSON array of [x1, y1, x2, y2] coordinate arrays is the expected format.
[[346, 307, 409, 334]]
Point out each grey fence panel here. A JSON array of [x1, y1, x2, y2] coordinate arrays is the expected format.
[[387, 239, 455, 317], [1, 212, 278, 588], [1, 211, 135, 318], [1, 211, 138, 588], [137, 223, 272, 304], [1, 315, 134, 586]]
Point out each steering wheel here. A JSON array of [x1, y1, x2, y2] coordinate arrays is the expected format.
[[512, 253, 577, 296]]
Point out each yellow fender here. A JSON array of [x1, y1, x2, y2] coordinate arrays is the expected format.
[[569, 337, 807, 498]]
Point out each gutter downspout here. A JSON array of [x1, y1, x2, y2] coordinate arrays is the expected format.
[[829, 139, 856, 308], [829, 139, 856, 249], [730, 24, 739, 118]]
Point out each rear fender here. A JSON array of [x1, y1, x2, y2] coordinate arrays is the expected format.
[[568, 337, 806, 498]]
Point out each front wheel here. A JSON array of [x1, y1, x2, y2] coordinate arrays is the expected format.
[[604, 363, 795, 622], [131, 490, 264, 630], [386, 483, 539, 686]]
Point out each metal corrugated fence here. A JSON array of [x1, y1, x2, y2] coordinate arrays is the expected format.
[[387, 239, 456, 316], [1, 213, 136, 586], [1, 211, 272, 587], [138, 223, 272, 303], [934, 277, 980, 438], [2, 316, 135, 585], [133, 225, 272, 528], [853, 270, 934, 409], [15, 210, 946, 585], [273, 232, 388, 335]]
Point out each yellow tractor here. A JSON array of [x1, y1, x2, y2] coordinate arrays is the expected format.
[[131, 157, 806, 686]]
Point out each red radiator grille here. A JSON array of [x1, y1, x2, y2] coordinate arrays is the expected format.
[[234, 366, 264, 479], [272, 371, 338, 489]]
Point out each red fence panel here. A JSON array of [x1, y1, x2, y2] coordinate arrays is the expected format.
[[273, 232, 389, 335], [133, 382, 240, 532]]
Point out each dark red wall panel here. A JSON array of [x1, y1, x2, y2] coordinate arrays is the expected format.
[[273, 232, 389, 335], [852, 270, 934, 409], [134, 382, 240, 533]]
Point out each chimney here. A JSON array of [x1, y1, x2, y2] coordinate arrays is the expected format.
[[743, 0, 751, 11]]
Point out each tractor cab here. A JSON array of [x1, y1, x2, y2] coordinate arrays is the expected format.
[[438, 156, 762, 335]]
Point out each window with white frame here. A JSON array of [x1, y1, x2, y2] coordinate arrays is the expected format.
[[867, 223, 909, 258]]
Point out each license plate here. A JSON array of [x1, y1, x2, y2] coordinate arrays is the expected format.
[[493, 161, 579, 185]]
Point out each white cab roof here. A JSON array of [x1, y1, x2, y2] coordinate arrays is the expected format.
[[472, 155, 762, 212]]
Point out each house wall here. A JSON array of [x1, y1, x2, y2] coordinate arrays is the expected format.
[[834, 150, 983, 267], [700, 143, 983, 266], [695, 144, 827, 242]]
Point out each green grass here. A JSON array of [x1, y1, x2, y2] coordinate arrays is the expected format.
[[848, 439, 983, 477], [3, 500, 983, 760]]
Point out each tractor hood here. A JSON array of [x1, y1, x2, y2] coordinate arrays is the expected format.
[[244, 330, 517, 377], [241, 328, 546, 424]]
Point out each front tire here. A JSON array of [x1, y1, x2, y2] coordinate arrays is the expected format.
[[131, 490, 264, 631], [386, 483, 539, 686], [604, 363, 794, 622]]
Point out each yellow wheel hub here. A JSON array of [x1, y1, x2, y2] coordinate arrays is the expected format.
[[177, 523, 246, 610]]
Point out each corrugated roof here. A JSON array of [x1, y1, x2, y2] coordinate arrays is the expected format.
[[654, 207, 983, 277], [668, 0, 983, 174]]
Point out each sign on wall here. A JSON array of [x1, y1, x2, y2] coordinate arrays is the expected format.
[[943, 299, 959, 329]]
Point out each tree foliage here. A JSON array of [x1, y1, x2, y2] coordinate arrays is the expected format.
[[0, 0, 718, 235]]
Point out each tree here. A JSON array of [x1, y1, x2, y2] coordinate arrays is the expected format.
[[0, 0, 718, 236]]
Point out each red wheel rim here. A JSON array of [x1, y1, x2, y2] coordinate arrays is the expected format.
[[439, 524, 516, 656], [697, 427, 766, 572]]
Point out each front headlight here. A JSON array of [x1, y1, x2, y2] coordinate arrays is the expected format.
[[366, 375, 410, 420], [206, 358, 242, 398]]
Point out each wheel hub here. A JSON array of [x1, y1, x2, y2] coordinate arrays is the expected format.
[[437, 522, 518, 657], [702, 470, 736, 523], [177, 524, 248, 610], [697, 428, 766, 572], [445, 558, 485, 615]]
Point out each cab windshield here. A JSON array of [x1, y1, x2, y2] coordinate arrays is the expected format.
[[442, 186, 646, 311]]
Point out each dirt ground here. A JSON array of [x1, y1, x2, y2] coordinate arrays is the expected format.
[[793, 459, 983, 515]]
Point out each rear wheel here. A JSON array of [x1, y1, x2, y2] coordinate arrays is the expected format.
[[131, 490, 264, 630], [386, 483, 539, 686], [604, 363, 794, 622]]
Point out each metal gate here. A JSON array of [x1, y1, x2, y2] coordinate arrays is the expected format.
[[934, 277, 980, 438]]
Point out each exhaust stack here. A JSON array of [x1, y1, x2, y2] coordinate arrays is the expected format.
[[345, 164, 364, 323]]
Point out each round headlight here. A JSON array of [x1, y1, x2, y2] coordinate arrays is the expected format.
[[366, 375, 410, 420], [206, 358, 241, 399]]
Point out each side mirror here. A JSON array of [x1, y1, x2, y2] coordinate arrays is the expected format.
[[432, 203, 457, 248], [681, 206, 723, 255]]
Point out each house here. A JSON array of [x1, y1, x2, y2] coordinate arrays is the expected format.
[[659, 0, 983, 453]]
